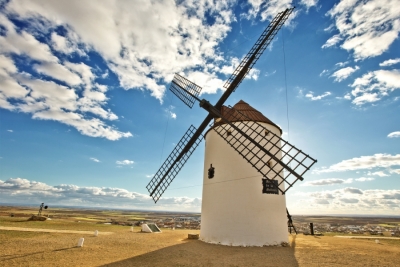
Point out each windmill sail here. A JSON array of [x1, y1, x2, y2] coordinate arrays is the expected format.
[[170, 73, 203, 109], [216, 7, 294, 107], [147, 125, 203, 203], [146, 8, 295, 203], [211, 105, 317, 194]]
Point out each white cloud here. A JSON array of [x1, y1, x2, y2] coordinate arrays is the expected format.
[[33, 62, 82, 86], [325, 0, 400, 60], [300, 0, 319, 10], [0, 177, 54, 191], [331, 66, 359, 82], [0, 177, 201, 211], [351, 69, 400, 105], [264, 70, 276, 77], [380, 58, 400, 67], [324, 24, 335, 32], [244, 0, 293, 22], [390, 169, 400, 174], [388, 131, 400, 138], [355, 177, 374, 182], [90, 157, 100, 163], [4, 0, 241, 98], [7, 129, 13, 132], [165, 105, 177, 119], [0, 13, 130, 140], [0, 25, 57, 62], [146, 174, 154, 179], [101, 70, 109, 79], [1, 0, 279, 140], [248, 68, 260, 80], [303, 177, 375, 186], [367, 171, 388, 177], [351, 92, 380, 105], [50, 31, 86, 56], [0, 55, 30, 107], [317, 153, 400, 173], [292, 187, 400, 215], [305, 91, 331, 101], [349, 69, 400, 105], [321, 34, 342, 48], [335, 61, 349, 68], [116, 160, 134, 165], [314, 199, 330, 204], [302, 178, 352, 186], [319, 69, 329, 76], [343, 93, 352, 100], [340, 197, 359, 203]]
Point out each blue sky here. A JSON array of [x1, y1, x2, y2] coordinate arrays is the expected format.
[[0, 0, 399, 215]]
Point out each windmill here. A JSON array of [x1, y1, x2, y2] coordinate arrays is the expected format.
[[147, 7, 317, 246]]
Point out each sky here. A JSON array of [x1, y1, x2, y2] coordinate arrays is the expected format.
[[0, 0, 399, 215]]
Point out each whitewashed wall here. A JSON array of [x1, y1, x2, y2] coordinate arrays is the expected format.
[[200, 121, 288, 246]]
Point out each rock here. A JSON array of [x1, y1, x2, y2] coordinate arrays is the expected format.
[[188, 234, 199, 239], [77, 238, 84, 247], [28, 215, 47, 221], [281, 242, 289, 247]]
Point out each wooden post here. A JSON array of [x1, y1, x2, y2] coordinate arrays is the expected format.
[[310, 223, 314, 235]]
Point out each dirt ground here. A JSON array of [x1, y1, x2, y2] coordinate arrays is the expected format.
[[1, 226, 399, 267]]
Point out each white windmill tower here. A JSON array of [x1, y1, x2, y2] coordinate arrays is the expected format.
[[200, 100, 288, 246], [146, 8, 316, 246]]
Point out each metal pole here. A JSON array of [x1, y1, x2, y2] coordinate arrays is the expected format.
[[38, 203, 44, 216]]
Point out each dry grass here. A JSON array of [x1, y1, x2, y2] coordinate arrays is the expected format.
[[1, 224, 399, 266], [1, 208, 399, 266]]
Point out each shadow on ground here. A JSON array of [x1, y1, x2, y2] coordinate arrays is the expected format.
[[0, 247, 78, 262], [101, 238, 299, 267]]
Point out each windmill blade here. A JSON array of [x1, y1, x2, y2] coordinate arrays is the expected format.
[[211, 105, 317, 194], [146, 125, 203, 203], [147, 8, 295, 202], [169, 73, 203, 109], [216, 8, 294, 108]]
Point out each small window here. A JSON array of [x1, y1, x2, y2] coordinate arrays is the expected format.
[[267, 161, 272, 167], [265, 130, 270, 136], [226, 130, 232, 136]]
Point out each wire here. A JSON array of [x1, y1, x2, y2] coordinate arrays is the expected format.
[[160, 117, 169, 165], [221, 21, 269, 56], [281, 30, 290, 143], [159, 90, 174, 165]]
